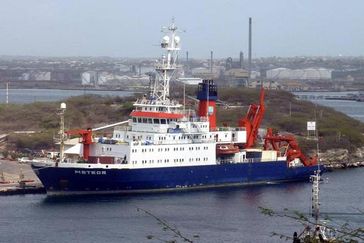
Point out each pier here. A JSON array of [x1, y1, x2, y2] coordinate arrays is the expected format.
[[0, 159, 45, 195], [295, 93, 360, 101]]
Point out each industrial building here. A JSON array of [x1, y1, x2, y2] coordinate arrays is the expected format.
[[267, 68, 332, 80]]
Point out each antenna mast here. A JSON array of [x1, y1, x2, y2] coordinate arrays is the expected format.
[[58, 103, 67, 166], [152, 19, 181, 102]]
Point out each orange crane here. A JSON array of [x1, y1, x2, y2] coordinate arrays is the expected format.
[[64, 120, 129, 161], [238, 87, 265, 148], [263, 128, 317, 166], [237, 88, 315, 166], [65, 129, 93, 161]]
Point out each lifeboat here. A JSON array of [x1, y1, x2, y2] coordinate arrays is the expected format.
[[216, 144, 240, 156]]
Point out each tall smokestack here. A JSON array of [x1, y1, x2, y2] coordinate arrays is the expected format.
[[210, 50, 213, 74], [248, 17, 252, 82], [239, 51, 244, 69], [186, 51, 189, 74]]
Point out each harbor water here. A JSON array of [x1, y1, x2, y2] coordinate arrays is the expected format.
[[294, 91, 364, 122], [0, 88, 134, 104], [0, 168, 363, 243], [0, 90, 363, 242]]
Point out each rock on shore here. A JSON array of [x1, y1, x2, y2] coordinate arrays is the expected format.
[[320, 146, 364, 169]]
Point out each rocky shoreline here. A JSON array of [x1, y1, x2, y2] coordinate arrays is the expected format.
[[320, 146, 364, 170]]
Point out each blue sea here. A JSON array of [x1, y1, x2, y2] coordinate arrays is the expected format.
[[0, 88, 134, 104], [0, 168, 363, 243]]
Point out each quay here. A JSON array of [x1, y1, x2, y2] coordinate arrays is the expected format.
[[0, 159, 45, 195], [295, 94, 358, 101]]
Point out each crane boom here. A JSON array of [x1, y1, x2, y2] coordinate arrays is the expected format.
[[92, 120, 129, 131], [264, 128, 317, 166], [65, 120, 129, 161], [238, 87, 265, 148]]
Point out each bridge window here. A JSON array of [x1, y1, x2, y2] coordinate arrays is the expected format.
[[138, 118, 142, 123], [161, 119, 166, 124], [148, 118, 153, 124], [154, 119, 160, 124], [133, 118, 137, 122]]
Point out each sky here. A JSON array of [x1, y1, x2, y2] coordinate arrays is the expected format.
[[0, 0, 363, 58]]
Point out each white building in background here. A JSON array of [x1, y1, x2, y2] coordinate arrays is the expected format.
[[267, 68, 332, 80], [248, 80, 279, 90], [33, 71, 51, 81], [19, 71, 51, 81], [117, 64, 130, 72], [81, 71, 98, 85], [250, 70, 260, 79], [97, 72, 114, 85], [20, 73, 30, 81], [191, 67, 221, 79], [177, 77, 203, 85], [82, 71, 150, 86]]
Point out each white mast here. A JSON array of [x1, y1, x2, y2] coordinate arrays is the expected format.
[[58, 103, 66, 166], [311, 170, 320, 226], [152, 19, 181, 102]]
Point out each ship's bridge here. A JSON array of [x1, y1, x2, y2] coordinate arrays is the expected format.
[[130, 98, 185, 133]]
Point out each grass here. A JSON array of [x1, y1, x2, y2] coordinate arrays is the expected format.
[[0, 94, 135, 151]]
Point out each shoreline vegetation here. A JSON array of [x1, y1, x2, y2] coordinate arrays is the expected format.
[[0, 85, 363, 167]]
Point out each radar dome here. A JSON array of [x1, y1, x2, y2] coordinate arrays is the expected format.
[[174, 36, 180, 44], [162, 36, 170, 43]]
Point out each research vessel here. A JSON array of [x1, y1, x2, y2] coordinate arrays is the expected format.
[[32, 21, 320, 195]]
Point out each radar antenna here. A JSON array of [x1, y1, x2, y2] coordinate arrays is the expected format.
[[151, 19, 182, 101]]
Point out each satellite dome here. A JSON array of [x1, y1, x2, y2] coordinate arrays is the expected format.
[[162, 36, 170, 43], [174, 36, 180, 44]]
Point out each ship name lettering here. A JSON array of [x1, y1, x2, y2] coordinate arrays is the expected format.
[[74, 170, 106, 175]]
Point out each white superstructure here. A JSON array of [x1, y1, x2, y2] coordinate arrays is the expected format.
[[58, 21, 251, 170]]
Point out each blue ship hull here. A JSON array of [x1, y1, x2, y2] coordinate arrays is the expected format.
[[32, 161, 321, 195]]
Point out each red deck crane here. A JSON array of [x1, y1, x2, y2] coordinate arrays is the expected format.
[[238, 87, 265, 148], [64, 120, 129, 161], [264, 128, 317, 166], [65, 129, 93, 161]]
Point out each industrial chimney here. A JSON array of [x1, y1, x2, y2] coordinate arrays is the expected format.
[[248, 17, 252, 82], [210, 50, 213, 74], [239, 51, 244, 69]]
